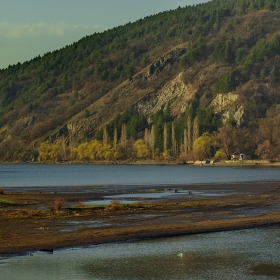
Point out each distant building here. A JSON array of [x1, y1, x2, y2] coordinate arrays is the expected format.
[[231, 152, 251, 160], [231, 152, 239, 160], [239, 153, 251, 160]]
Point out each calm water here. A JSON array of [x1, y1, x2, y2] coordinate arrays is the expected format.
[[1, 226, 280, 280], [1, 164, 280, 188]]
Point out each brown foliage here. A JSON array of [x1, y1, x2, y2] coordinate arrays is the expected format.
[[177, 152, 188, 164], [110, 198, 120, 210], [50, 198, 66, 211]]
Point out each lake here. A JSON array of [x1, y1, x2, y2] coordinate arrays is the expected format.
[[1, 226, 280, 280], [1, 163, 280, 188]]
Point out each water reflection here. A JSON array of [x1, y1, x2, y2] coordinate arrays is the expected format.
[[1, 226, 280, 280], [250, 264, 280, 277]]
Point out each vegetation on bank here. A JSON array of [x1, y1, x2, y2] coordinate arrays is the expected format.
[[37, 107, 280, 163], [1, 0, 280, 162]]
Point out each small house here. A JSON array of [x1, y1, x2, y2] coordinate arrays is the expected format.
[[239, 153, 251, 160], [231, 152, 251, 161], [231, 152, 239, 160]]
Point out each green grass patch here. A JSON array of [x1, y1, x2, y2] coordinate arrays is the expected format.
[[0, 199, 17, 206]]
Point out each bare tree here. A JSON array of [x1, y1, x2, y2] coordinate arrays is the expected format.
[[163, 122, 168, 152], [103, 126, 108, 146], [149, 125, 155, 158], [192, 116, 199, 148], [121, 124, 127, 154], [183, 128, 187, 153], [187, 117, 192, 153], [114, 127, 118, 149]]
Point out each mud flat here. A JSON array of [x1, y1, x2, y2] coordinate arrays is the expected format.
[[1, 181, 280, 256]]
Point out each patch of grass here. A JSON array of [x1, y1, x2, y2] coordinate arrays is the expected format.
[[153, 201, 167, 208], [0, 199, 16, 206]]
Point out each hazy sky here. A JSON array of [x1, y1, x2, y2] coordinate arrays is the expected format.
[[1, 0, 208, 69]]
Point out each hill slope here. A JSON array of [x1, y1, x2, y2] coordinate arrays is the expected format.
[[1, 0, 280, 162]]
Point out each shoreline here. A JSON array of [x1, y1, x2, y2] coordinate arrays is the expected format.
[[1, 159, 280, 167], [3, 213, 280, 258], [1, 181, 280, 257]]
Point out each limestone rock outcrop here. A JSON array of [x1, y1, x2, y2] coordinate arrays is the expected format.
[[211, 93, 244, 125]]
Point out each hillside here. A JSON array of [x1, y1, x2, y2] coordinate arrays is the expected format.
[[1, 0, 280, 162]]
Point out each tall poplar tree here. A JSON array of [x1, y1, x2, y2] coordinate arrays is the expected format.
[[163, 122, 168, 152], [103, 126, 108, 147], [121, 124, 127, 153], [187, 117, 192, 153], [192, 116, 200, 148]]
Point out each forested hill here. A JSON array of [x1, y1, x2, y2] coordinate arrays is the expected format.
[[1, 0, 280, 162]]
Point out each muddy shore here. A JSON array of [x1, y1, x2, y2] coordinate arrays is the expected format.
[[1, 181, 280, 256]]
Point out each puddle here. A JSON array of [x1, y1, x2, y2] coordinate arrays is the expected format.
[[60, 220, 110, 232], [105, 190, 230, 199], [106, 190, 182, 199], [83, 199, 136, 206], [233, 207, 269, 217], [83, 189, 234, 206]]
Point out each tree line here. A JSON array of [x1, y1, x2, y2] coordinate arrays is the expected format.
[[36, 107, 280, 163]]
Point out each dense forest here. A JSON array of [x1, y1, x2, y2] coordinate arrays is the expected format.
[[1, 0, 280, 162]]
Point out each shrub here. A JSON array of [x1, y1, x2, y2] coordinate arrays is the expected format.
[[0, 187, 4, 195], [110, 198, 120, 210], [51, 198, 65, 211]]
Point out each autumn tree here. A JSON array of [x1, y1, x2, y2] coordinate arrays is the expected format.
[[193, 133, 212, 160], [133, 139, 149, 159], [38, 140, 61, 162]]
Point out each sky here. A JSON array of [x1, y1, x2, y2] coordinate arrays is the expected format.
[[0, 0, 208, 70]]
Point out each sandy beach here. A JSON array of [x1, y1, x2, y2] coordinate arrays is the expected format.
[[1, 181, 280, 256]]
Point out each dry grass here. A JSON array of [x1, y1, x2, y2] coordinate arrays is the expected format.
[[77, 200, 85, 207], [105, 198, 120, 211], [111, 198, 120, 210], [153, 201, 167, 208], [50, 198, 66, 211], [13, 209, 42, 217], [137, 197, 149, 207]]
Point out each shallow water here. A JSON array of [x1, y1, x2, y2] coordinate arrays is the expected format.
[[83, 189, 231, 205], [1, 226, 280, 279]]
